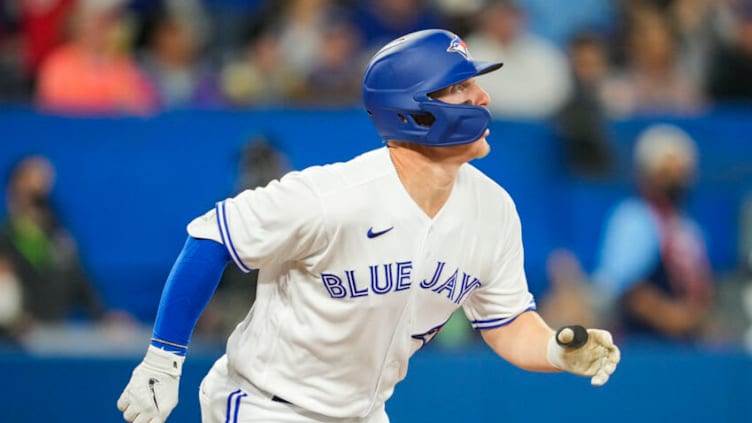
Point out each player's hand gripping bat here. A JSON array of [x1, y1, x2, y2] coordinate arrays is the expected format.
[[546, 325, 621, 386], [555, 325, 590, 349]]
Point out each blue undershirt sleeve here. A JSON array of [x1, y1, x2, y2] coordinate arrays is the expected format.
[[150, 236, 230, 355]]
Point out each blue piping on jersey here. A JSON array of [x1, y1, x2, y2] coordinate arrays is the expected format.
[[472, 304, 537, 330], [216, 200, 252, 273], [225, 389, 242, 423], [233, 392, 247, 423], [470, 299, 537, 324]]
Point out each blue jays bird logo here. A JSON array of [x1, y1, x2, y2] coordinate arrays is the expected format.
[[446, 36, 470, 59], [411, 319, 449, 350]]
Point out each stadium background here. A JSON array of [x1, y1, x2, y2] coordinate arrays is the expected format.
[[1, 0, 752, 422]]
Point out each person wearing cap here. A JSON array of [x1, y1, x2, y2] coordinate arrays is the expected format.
[[590, 124, 714, 341], [116, 29, 620, 423]]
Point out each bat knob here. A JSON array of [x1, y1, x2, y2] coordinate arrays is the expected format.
[[556, 325, 589, 349]]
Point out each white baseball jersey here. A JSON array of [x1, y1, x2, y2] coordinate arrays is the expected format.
[[187, 146, 535, 418]]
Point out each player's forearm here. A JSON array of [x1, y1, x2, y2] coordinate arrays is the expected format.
[[480, 310, 559, 372], [151, 236, 230, 354]]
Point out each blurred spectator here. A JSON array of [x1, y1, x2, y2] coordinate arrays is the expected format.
[[0, 257, 23, 344], [0, 0, 78, 102], [298, 21, 364, 107], [464, 0, 571, 118], [139, 12, 222, 109], [707, 2, 752, 103], [740, 195, 752, 351], [601, 7, 704, 116], [220, 31, 304, 107], [540, 249, 598, 331], [275, 0, 343, 77], [430, 0, 486, 35], [18, 0, 77, 77], [202, 0, 270, 61], [667, 0, 733, 90], [514, 0, 616, 46], [35, 0, 157, 115], [233, 135, 292, 192], [0, 1, 28, 101], [0, 157, 114, 337], [554, 31, 615, 178], [546, 124, 714, 343], [614, 0, 733, 88], [355, 0, 444, 52]]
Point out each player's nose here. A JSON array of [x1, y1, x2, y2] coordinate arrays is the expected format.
[[472, 84, 491, 107]]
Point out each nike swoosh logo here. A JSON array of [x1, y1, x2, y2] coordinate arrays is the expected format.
[[367, 226, 394, 238], [148, 378, 160, 412]]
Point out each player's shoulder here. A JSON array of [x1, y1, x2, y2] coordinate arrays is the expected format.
[[459, 163, 516, 209], [296, 147, 391, 195]]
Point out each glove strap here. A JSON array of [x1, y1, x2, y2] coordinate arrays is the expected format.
[[151, 338, 187, 356], [143, 345, 185, 377]]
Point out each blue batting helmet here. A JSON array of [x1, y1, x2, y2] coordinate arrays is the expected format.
[[362, 29, 503, 146]]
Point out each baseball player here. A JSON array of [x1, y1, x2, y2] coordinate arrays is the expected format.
[[117, 29, 620, 423]]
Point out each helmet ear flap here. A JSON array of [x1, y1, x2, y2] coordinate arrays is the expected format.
[[410, 113, 436, 127], [389, 111, 435, 128], [421, 101, 491, 146]]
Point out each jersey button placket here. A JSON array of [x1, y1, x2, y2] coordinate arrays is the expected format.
[[371, 223, 429, 412]]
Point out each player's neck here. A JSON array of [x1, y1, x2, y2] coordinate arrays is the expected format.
[[387, 143, 462, 218]]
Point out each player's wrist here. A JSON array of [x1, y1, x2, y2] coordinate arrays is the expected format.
[[151, 337, 188, 356], [545, 334, 566, 370], [143, 344, 185, 376]]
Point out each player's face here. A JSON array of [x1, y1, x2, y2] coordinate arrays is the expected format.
[[431, 78, 492, 159]]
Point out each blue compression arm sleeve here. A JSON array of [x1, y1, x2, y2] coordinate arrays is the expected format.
[[151, 236, 230, 355]]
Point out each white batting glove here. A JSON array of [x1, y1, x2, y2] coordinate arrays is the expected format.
[[546, 326, 621, 386], [117, 346, 185, 423]]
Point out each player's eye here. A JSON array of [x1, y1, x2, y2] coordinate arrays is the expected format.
[[451, 84, 466, 94]]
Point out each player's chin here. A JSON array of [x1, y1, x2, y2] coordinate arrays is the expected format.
[[476, 140, 491, 158], [472, 133, 491, 159]]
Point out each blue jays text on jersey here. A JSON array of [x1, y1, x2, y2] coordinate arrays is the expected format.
[[320, 260, 482, 304]]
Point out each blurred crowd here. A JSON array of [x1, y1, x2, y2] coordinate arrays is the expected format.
[[1, 0, 752, 354], [2, 131, 750, 353], [0, 0, 751, 116], [542, 124, 722, 346], [0, 155, 136, 351]]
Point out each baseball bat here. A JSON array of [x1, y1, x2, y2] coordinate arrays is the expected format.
[[555, 325, 589, 349]]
